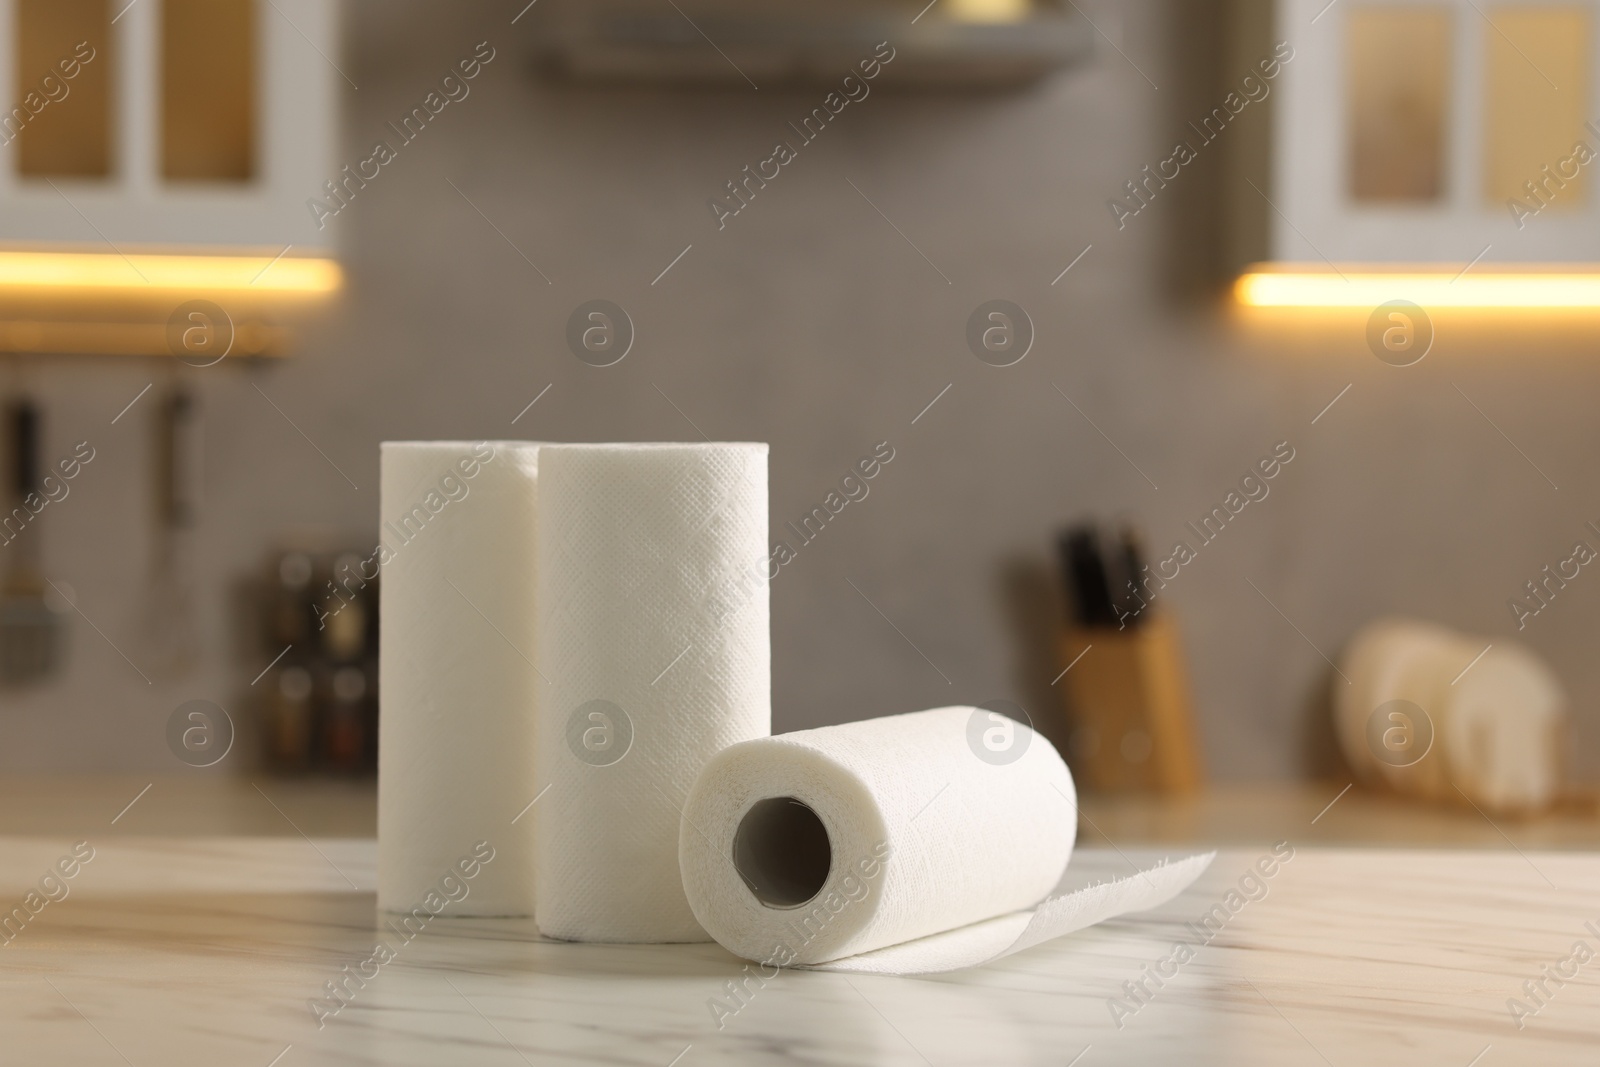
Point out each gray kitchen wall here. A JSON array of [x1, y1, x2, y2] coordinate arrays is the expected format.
[[7, 0, 1600, 781]]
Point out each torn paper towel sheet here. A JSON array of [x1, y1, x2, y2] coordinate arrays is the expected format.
[[378, 441, 541, 917], [807, 853, 1215, 974], [536, 443, 771, 943], [680, 705, 1213, 974]]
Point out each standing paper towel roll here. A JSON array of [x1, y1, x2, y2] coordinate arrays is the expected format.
[[536, 442, 770, 942], [680, 706, 1214, 974], [378, 441, 541, 916]]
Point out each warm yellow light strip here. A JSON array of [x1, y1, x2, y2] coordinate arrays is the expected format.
[[1236, 270, 1600, 308], [0, 250, 342, 295], [946, 0, 1031, 22]]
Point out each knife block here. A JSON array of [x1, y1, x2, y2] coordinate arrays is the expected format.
[[1058, 611, 1204, 794]]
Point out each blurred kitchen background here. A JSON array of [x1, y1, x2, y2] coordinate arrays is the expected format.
[[4, 0, 1600, 842]]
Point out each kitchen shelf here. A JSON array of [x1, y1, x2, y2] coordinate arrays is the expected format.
[[0, 246, 340, 358], [535, 0, 1094, 88]]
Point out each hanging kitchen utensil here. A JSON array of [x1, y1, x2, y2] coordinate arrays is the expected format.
[[139, 386, 201, 679], [0, 397, 66, 685]]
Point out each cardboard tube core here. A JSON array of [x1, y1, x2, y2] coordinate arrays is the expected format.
[[732, 796, 831, 909]]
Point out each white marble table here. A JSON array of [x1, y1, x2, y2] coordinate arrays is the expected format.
[[2, 837, 1595, 1065]]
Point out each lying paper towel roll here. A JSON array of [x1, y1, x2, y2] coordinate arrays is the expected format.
[[378, 441, 541, 916], [680, 705, 1213, 972], [536, 442, 770, 942], [1335, 618, 1565, 812]]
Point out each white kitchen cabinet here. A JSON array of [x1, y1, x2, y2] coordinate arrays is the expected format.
[[1242, 0, 1600, 267], [0, 0, 338, 252]]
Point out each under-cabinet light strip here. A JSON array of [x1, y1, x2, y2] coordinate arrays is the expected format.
[[1235, 269, 1600, 309], [0, 251, 342, 295]]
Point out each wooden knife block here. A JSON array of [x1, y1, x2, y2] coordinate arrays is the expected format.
[[1058, 611, 1203, 794]]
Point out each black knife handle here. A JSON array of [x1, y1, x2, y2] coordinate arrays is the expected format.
[[11, 399, 38, 498], [1061, 524, 1114, 627]]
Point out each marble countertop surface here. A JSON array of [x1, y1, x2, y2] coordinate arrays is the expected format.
[[2, 835, 1596, 1065], [7, 775, 1600, 849]]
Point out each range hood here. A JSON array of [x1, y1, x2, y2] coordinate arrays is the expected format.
[[534, 0, 1094, 88]]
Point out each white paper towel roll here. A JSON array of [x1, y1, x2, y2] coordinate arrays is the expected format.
[[378, 441, 541, 916], [680, 706, 1213, 973], [536, 442, 770, 942]]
